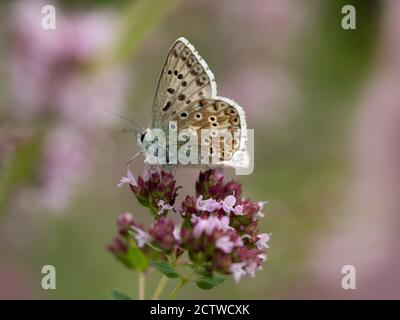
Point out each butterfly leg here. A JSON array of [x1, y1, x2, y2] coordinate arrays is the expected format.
[[156, 165, 162, 179]]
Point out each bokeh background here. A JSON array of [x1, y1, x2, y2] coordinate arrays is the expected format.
[[1, 0, 399, 299]]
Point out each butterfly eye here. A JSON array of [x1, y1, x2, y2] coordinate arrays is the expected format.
[[178, 74, 184, 79], [208, 116, 216, 122], [211, 122, 218, 127], [178, 94, 186, 101], [169, 122, 177, 130], [182, 81, 187, 87], [194, 113, 202, 120]]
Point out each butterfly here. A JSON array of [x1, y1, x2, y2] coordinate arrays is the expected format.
[[136, 37, 249, 169]]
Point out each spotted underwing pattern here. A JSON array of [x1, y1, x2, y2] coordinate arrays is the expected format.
[[170, 98, 245, 162], [148, 37, 248, 167], [151, 37, 217, 126]]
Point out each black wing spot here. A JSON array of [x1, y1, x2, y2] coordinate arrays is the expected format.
[[180, 112, 188, 119], [199, 99, 208, 107], [163, 101, 172, 112]]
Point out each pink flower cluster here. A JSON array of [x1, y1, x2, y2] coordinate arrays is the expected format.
[[4, 1, 128, 211], [109, 169, 269, 284]]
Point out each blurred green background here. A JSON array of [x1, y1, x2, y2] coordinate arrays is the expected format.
[[2, 0, 400, 299]]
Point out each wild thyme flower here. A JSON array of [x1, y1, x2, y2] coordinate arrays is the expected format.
[[195, 168, 224, 199], [118, 168, 180, 215], [117, 170, 137, 188], [117, 212, 136, 235], [148, 217, 177, 252], [109, 168, 270, 292], [107, 235, 128, 256], [179, 195, 198, 216], [132, 226, 152, 248]]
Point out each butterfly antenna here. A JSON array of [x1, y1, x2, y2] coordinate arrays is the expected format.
[[105, 109, 145, 131], [126, 150, 142, 169], [119, 128, 137, 134]]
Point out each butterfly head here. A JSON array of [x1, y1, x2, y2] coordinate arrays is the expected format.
[[137, 129, 150, 148]]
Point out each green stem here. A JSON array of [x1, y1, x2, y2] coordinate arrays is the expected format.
[[167, 271, 196, 300], [167, 279, 186, 300], [138, 272, 146, 300], [151, 275, 169, 300]]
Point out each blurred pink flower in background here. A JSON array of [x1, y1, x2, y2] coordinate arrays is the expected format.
[[7, 0, 125, 120], [220, 67, 299, 126], [4, 0, 129, 212], [0, 260, 35, 299], [221, 0, 312, 58], [310, 0, 400, 298], [56, 67, 128, 128], [38, 126, 94, 210]]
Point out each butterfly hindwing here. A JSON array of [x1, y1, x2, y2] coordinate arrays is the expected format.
[[170, 97, 247, 164], [151, 37, 217, 127]]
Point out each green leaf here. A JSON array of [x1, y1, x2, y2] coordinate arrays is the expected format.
[[118, 246, 148, 271], [137, 196, 150, 208], [126, 246, 148, 271], [151, 260, 180, 278], [182, 216, 193, 229], [111, 290, 132, 300], [196, 276, 225, 290]]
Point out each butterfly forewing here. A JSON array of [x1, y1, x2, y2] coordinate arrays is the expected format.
[[151, 37, 217, 127], [147, 37, 248, 169]]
